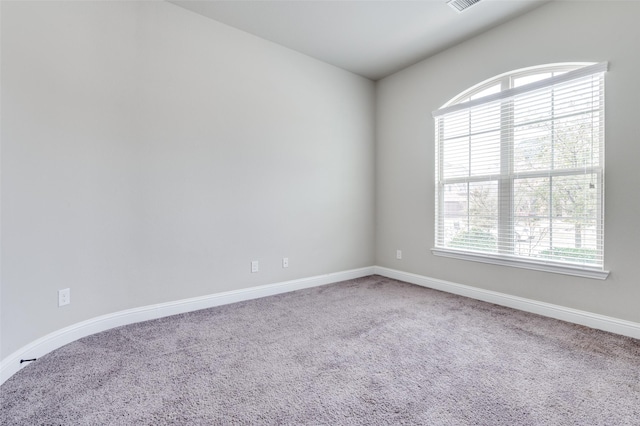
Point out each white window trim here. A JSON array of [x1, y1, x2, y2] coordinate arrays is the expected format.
[[432, 62, 608, 279], [432, 247, 610, 280]]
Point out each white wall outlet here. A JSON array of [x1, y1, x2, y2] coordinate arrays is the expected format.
[[396, 249, 402, 260], [251, 260, 259, 273], [282, 257, 289, 268], [58, 288, 70, 307]]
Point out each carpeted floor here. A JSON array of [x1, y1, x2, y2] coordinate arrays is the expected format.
[[1, 275, 639, 425]]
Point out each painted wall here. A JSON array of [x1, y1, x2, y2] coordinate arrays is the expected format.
[[376, 1, 640, 323], [1, 1, 375, 358]]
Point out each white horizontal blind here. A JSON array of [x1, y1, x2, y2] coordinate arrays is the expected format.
[[434, 63, 606, 269]]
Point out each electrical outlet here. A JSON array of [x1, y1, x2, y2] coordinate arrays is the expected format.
[[58, 288, 70, 307], [396, 250, 402, 260], [251, 260, 259, 273], [282, 257, 289, 268]]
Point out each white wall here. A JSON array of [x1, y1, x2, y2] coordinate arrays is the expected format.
[[376, 0, 640, 323], [1, 1, 375, 359]]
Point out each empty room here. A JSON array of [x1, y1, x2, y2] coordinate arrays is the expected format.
[[1, 0, 639, 424]]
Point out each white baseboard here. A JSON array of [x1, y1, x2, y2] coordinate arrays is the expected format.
[[0, 267, 374, 385], [4, 265, 638, 386], [374, 266, 640, 340]]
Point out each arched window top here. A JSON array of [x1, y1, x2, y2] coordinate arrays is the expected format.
[[432, 61, 609, 279], [442, 62, 597, 109]]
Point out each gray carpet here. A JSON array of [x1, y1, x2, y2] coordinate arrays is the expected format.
[[1, 275, 639, 425]]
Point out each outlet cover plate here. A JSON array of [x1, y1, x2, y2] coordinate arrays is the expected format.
[[58, 288, 70, 307]]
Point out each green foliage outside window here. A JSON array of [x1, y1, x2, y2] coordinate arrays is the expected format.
[[449, 228, 497, 253]]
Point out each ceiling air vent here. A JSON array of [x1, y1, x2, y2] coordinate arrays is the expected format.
[[447, 0, 481, 13]]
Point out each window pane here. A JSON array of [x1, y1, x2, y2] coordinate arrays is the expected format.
[[553, 112, 601, 170], [514, 178, 550, 258], [469, 181, 498, 232], [446, 181, 498, 253], [470, 131, 500, 176], [514, 87, 552, 125], [442, 109, 469, 140], [443, 136, 469, 179], [470, 101, 501, 133], [443, 182, 468, 246], [513, 72, 552, 88], [553, 75, 600, 117], [514, 123, 551, 172], [550, 175, 599, 265]]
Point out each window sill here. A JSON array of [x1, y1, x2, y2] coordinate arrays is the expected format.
[[431, 248, 610, 280]]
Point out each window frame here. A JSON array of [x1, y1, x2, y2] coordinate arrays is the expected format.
[[432, 63, 609, 280]]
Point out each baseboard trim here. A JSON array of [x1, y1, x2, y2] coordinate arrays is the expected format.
[[0, 266, 374, 385], [5, 265, 638, 385], [374, 266, 640, 340]]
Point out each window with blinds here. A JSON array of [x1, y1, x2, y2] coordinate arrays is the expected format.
[[432, 63, 608, 279]]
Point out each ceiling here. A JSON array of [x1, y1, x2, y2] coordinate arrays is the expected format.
[[169, 0, 550, 81]]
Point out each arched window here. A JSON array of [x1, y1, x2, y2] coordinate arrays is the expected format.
[[432, 63, 608, 279]]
